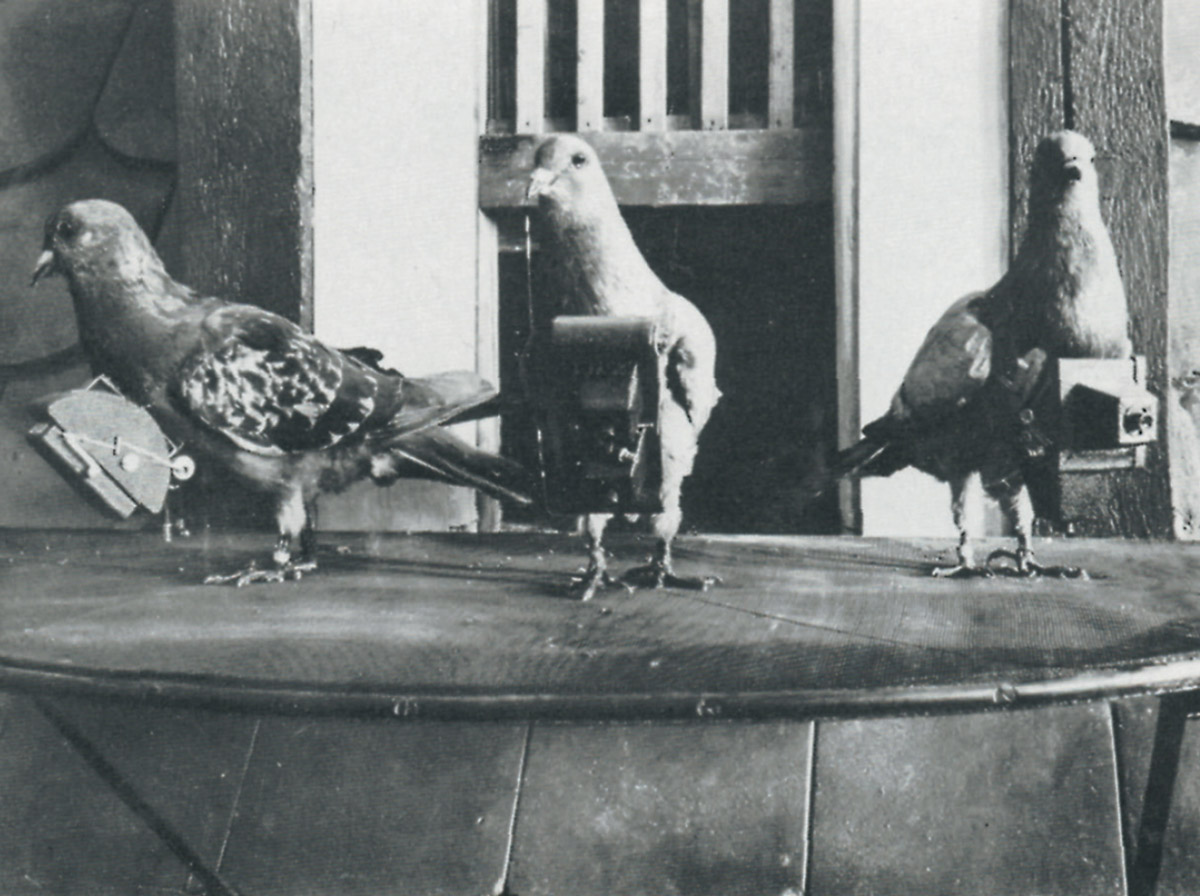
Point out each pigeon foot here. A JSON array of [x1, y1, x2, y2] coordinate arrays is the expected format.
[[986, 549, 1088, 580], [622, 563, 722, 591], [930, 563, 994, 579], [204, 560, 318, 587], [569, 566, 631, 602]]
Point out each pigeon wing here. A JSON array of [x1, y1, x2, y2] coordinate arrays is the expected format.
[[173, 305, 380, 455], [888, 292, 995, 427]]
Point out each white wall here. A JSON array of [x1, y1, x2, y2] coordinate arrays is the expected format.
[[309, 1, 1009, 537], [311, 0, 489, 531], [853, 0, 1009, 536]]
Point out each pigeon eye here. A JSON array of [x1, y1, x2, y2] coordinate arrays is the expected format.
[[56, 218, 78, 241], [571, 152, 588, 168]]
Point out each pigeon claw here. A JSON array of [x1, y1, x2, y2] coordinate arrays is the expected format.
[[930, 563, 994, 579], [622, 563, 722, 591], [569, 565, 631, 602], [986, 549, 1088, 580], [204, 560, 318, 587]]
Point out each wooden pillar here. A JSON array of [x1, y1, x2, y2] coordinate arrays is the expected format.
[[1165, 3, 1200, 541], [1009, 0, 1171, 537], [174, 0, 314, 326]]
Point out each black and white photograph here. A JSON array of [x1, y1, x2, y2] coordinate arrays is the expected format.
[[1, 0, 1198, 893]]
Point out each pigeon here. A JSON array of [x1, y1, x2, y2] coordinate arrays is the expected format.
[[527, 135, 721, 600], [31, 199, 532, 585], [815, 130, 1130, 577]]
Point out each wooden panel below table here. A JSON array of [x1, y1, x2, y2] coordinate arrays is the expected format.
[[508, 720, 814, 895], [808, 704, 1125, 896]]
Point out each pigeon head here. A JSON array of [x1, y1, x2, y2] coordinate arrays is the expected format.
[[32, 199, 161, 288], [1029, 130, 1099, 208], [525, 135, 615, 216]]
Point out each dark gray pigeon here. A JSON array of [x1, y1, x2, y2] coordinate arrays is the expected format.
[[814, 131, 1130, 577]]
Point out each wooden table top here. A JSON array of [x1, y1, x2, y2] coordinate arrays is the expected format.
[[2, 529, 1200, 720]]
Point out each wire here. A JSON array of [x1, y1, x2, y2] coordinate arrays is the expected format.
[[521, 212, 551, 506]]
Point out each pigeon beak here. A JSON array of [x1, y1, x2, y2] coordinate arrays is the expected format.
[[526, 168, 557, 203], [30, 249, 57, 287]]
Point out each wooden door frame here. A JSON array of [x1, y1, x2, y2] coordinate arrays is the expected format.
[[831, 0, 860, 532]]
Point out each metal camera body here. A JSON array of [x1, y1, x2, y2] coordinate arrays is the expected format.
[[532, 316, 665, 516], [1021, 356, 1158, 529]]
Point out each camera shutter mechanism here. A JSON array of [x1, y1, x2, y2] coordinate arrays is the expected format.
[[28, 376, 194, 518], [530, 316, 665, 515]]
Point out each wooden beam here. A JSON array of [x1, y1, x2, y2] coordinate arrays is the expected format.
[[479, 128, 831, 207], [516, 0, 547, 133], [639, 0, 668, 131], [700, 0, 729, 129], [768, 0, 795, 129], [1008, 0, 1063, 250], [1009, 0, 1170, 537], [576, 0, 604, 131], [832, 0, 860, 531], [174, 0, 313, 325]]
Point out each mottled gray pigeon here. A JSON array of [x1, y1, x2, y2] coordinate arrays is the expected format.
[[32, 199, 531, 584]]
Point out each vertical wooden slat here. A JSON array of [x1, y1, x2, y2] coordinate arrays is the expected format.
[[833, 0, 860, 531], [700, 0, 729, 129], [487, 0, 502, 127], [516, 0, 546, 133], [768, 0, 794, 128], [477, 0, 502, 531], [687, 0, 703, 127], [475, 211, 502, 531], [639, 0, 668, 130], [576, 0, 604, 131]]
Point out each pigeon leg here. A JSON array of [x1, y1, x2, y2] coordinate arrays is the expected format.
[[931, 473, 993, 578], [623, 480, 721, 590], [204, 491, 318, 586], [986, 484, 1087, 579], [622, 537, 722, 590], [570, 513, 628, 601]]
